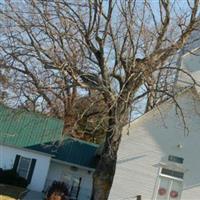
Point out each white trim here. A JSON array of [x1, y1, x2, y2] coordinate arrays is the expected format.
[[181, 47, 200, 58], [159, 174, 184, 182], [0, 143, 52, 157], [168, 180, 173, 199], [158, 162, 187, 173], [153, 175, 161, 200]]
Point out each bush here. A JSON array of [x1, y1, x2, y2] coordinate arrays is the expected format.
[[0, 168, 28, 188], [0, 168, 3, 176]]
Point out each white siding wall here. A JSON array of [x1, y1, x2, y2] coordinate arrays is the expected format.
[[177, 48, 200, 90], [109, 90, 200, 200], [181, 48, 200, 74], [45, 161, 93, 200], [0, 145, 51, 192]]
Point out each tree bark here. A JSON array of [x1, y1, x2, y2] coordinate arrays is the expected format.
[[91, 154, 117, 200], [91, 109, 124, 200]]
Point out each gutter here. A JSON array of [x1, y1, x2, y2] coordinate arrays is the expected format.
[[0, 143, 52, 157]]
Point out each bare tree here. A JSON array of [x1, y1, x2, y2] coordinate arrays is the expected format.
[[0, 58, 108, 141], [0, 0, 200, 199], [0, 12, 107, 142]]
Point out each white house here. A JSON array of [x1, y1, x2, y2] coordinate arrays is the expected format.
[[109, 35, 200, 199], [0, 104, 99, 200]]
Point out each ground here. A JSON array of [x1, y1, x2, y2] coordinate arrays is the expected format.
[[0, 185, 26, 200]]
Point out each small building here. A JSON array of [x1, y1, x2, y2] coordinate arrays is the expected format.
[[0, 104, 99, 200], [109, 35, 200, 199]]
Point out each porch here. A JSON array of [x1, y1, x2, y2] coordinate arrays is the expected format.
[[44, 160, 94, 200]]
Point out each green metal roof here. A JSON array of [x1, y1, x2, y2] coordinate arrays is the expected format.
[[0, 104, 63, 146], [26, 138, 99, 169], [0, 104, 99, 169]]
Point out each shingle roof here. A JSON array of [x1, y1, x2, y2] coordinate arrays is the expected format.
[[0, 104, 99, 169]]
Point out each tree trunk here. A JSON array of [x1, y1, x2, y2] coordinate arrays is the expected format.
[[91, 117, 123, 200], [91, 154, 117, 199]]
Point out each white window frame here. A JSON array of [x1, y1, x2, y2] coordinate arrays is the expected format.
[[17, 156, 32, 179], [153, 167, 184, 200]]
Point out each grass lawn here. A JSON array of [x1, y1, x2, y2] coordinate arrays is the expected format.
[[0, 184, 26, 200]]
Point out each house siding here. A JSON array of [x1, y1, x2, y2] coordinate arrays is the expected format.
[[45, 161, 93, 200], [109, 90, 200, 200], [177, 48, 200, 90], [0, 144, 51, 192]]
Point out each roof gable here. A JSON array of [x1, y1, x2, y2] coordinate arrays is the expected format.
[[125, 87, 200, 132]]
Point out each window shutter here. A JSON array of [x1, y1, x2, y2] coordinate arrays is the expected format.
[[13, 154, 20, 172], [27, 159, 36, 184]]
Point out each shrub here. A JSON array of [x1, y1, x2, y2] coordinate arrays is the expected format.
[[0, 168, 3, 176], [0, 168, 28, 188]]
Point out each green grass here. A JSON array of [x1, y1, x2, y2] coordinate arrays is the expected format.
[[0, 184, 26, 200]]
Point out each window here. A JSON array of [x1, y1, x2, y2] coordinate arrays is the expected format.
[[155, 177, 183, 200], [161, 168, 184, 179], [168, 155, 184, 164], [152, 155, 185, 199], [17, 156, 31, 179], [13, 154, 36, 184]]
